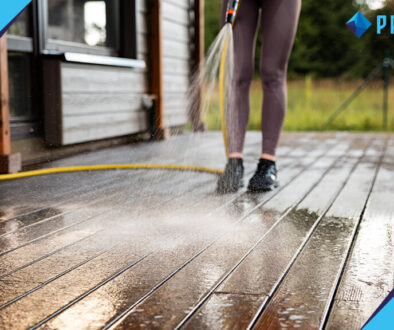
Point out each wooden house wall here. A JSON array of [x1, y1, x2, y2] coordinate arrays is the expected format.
[[162, 0, 192, 128], [46, 0, 194, 146], [57, 0, 150, 145]]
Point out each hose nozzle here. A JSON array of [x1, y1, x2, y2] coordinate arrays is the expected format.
[[225, 0, 239, 25]]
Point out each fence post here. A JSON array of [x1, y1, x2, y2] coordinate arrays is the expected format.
[[382, 49, 390, 130]]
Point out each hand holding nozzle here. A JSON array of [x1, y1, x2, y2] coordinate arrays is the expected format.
[[225, 0, 240, 25]]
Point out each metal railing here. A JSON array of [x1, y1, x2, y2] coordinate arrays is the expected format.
[[322, 50, 394, 130]]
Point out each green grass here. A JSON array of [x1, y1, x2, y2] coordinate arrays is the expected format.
[[202, 77, 394, 131]]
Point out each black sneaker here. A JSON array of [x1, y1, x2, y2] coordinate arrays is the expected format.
[[248, 159, 279, 192], [217, 158, 244, 194]]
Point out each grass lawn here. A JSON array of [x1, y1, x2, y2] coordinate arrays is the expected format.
[[202, 78, 394, 132]]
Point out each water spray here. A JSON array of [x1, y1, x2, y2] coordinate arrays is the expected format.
[[220, 0, 240, 157]]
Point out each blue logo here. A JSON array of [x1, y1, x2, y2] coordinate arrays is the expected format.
[[0, 1, 32, 38], [377, 15, 394, 34], [362, 289, 394, 329], [346, 11, 372, 38]]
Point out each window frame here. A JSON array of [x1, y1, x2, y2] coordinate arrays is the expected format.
[[37, 0, 138, 58], [7, 35, 33, 53], [7, 3, 34, 53], [7, 2, 41, 140]]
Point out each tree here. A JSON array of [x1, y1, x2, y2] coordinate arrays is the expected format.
[[204, 0, 223, 54], [288, 0, 369, 78]]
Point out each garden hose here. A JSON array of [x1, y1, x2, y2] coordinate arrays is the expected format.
[[0, 164, 223, 181], [0, 1, 240, 182]]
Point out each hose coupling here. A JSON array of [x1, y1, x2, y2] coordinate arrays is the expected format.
[[225, 0, 239, 25]]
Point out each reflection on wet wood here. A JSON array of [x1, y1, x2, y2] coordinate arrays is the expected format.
[[114, 140, 351, 329], [183, 137, 369, 329], [325, 140, 394, 330], [254, 139, 387, 329], [0, 132, 392, 330]]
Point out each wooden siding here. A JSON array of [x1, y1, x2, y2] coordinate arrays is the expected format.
[[162, 0, 192, 128], [60, 63, 148, 145]]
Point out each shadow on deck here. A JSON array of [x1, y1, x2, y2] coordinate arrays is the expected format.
[[0, 132, 393, 329]]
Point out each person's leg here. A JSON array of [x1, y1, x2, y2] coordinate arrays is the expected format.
[[217, 0, 259, 193], [221, 0, 260, 158], [247, 0, 301, 192], [259, 0, 301, 160]]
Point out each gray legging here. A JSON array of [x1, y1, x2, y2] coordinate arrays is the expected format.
[[221, 0, 301, 156]]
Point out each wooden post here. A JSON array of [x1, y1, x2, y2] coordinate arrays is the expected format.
[[0, 34, 21, 173], [194, 0, 204, 78], [150, 0, 169, 140], [191, 0, 205, 132]]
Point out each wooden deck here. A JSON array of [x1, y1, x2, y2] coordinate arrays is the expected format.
[[0, 132, 393, 330]]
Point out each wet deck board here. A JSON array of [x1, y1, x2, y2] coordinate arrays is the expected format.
[[180, 135, 371, 329], [110, 137, 353, 329], [325, 139, 394, 330], [253, 139, 386, 329], [0, 132, 392, 330]]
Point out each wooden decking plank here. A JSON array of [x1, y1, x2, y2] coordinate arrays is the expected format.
[[0, 133, 269, 282], [325, 138, 394, 330], [0, 131, 317, 223], [0, 139, 228, 226], [252, 138, 386, 329], [0, 133, 255, 256], [0, 176, 221, 307], [0, 231, 115, 309], [0, 231, 99, 280], [0, 132, 315, 258], [0, 134, 271, 325], [180, 135, 372, 329], [0, 170, 214, 276], [63, 137, 351, 329], [0, 156, 268, 328], [1, 150, 266, 284], [0, 173, 165, 236], [0, 135, 225, 220], [0, 173, 221, 329], [3, 132, 383, 330], [0, 241, 153, 329], [202, 134, 341, 223], [0, 171, 183, 255], [0, 131, 324, 208], [20, 136, 343, 329], [0, 135, 319, 288], [209, 134, 343, 226]]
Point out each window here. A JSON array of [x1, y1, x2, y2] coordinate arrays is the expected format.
[[42, 0, 121, 56], [6, 0, 140, 140], [8, 52, 33, 119], [7, 5, 39, 140]]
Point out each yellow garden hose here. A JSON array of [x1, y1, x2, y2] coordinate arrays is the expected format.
[[0, 2, 241, 182], [0, 164, 223, 181]]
